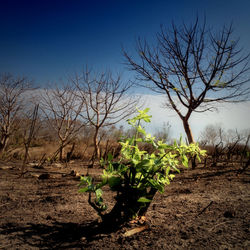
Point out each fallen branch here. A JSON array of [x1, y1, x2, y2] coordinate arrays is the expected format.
[[123, 225, 149, 237]]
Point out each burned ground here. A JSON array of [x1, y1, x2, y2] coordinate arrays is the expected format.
[[0, 161, 249, 249]]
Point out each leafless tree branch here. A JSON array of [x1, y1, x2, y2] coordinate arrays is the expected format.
[[72, 67, 139, 163], [123, 18, 250, 145]]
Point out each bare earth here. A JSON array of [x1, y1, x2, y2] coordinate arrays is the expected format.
[[0, 160, 249, 249]]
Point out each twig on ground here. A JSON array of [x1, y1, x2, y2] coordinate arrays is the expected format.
[[208, 221, 228, 232], [197, 201, 213, 216], [123, 225, 149, 237]]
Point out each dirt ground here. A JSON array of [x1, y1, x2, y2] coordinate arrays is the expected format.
[[0, 160, 249, 249]]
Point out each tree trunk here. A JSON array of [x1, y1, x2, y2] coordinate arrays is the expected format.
[[0, 134, 9, 155], [93, 127, 100, 161], [59, 141, 65, 162], [20, 143, 29, 175], [182, 119, 194, 144], [66, 143, 75, 162], [182, 118, 197, 169], [101, 187, 157, 224], [0, 143, 4, 155], [59, 147, 63, 162]]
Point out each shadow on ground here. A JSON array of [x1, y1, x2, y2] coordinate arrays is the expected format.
[[1, 220, 116, 249]]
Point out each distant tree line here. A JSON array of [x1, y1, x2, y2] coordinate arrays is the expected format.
[[0, 70, 140, 164]]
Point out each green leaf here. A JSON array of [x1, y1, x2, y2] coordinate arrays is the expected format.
[[100, 157, 105, 167], [137, 125, 146, 135], [137, 159, 154, 168], [100, 204, 107, 211], [107, 153, 113, 161], [79, 176, 92, 186], [182, 154, 189, 168], [170, 164, 180, 173], [169, 174, 175, 180], [137, 197, 152, 203], [108, 176, 121, 188], [149, 179, 164, 193], [196, 154, 201, 162], [78, 183, 95, 193], [143, 107, 150, 113], [78, 187, 89, 193], [95, 188, 103, 200]]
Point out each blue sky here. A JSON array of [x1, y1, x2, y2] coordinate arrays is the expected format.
[[1, 0, 250, 138], [1, 0, 250, 84]]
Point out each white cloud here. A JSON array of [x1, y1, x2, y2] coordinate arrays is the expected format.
[[141, 94, 250, 140]]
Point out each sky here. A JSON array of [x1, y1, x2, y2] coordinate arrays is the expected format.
[[1, 0, 250, 139], [144, 96, 250, 140]]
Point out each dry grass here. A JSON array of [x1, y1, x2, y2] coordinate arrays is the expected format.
[[2, 139, 120, 162]]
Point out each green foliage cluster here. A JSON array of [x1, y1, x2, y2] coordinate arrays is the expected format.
[[79, 108, 206, 222]]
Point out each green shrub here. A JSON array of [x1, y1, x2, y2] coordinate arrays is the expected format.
[[79, 108, 206, 224]]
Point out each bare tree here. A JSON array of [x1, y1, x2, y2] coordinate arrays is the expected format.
[[40, 84, 84, 161], [238, 133, 250, 174], [0, 73, 32, 155], [124, 18, 250, 144], [153, 122, 171, 142], [199, 124, 224, 147], [199, 124, 227, 167], [20, 104, 39, 175], [199, 124, 250, 167], [73, 68, 138, 163]]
